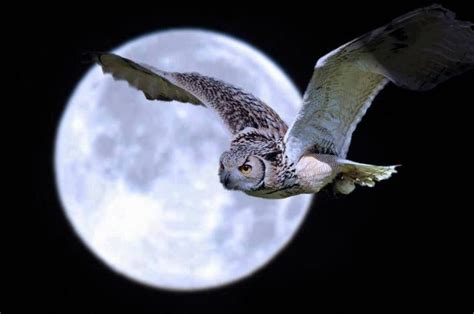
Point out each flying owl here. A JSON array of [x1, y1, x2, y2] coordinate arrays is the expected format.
[[90, 5, 473, 199]]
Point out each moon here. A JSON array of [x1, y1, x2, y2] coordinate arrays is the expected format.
[[55, 29, 313, 291]]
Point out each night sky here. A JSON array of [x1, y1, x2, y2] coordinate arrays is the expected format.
[[26, 1, 472, 312]]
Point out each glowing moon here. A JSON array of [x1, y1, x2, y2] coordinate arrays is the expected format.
[[55, 29, 312, 290]]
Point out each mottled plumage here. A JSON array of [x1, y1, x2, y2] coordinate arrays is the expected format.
[[91, 4, 473, 199]]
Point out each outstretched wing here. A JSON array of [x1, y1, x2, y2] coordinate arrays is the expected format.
[[89, 52, 287, 136], [284, 4, 473, 162]]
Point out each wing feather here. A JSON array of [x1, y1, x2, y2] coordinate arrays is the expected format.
[[285, 4, 473, 161], [90, 52, 287, 136]]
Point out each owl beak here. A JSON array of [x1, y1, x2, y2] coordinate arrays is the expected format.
[[220, 172, 232, 189], [223, 174, 231, 188]]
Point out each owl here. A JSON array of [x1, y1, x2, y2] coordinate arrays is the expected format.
[[90, 5, 473, 199]]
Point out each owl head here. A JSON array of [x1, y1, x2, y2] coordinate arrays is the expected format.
[[218, 150, 268, 191], [218, 130, 283, 192]]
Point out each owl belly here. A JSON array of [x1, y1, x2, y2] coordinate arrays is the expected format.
[[245, 188, 299, 199]]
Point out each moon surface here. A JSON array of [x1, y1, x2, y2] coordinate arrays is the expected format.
[[55, 29, 313, 290]]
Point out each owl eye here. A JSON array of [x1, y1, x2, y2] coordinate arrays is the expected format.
[[239, 164, 252, 175]]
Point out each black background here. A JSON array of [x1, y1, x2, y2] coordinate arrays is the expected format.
[[25, 1, 472, 313]]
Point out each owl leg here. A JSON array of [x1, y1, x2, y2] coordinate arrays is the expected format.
[[334, 159, 400, 194]]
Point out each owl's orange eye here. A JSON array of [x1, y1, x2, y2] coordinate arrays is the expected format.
[[239, 164, 252, 175]]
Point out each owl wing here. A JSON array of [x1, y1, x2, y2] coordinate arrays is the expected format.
[[284, 4, 473, 162], [89, 52, 288, 136]]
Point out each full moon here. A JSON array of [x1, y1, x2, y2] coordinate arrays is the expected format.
[[55, 29, 313, 290]]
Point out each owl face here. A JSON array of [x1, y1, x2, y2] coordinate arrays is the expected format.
[[218, 152, 266, 191]]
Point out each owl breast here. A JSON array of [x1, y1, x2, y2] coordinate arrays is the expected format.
[[244, 154, 337, 199]]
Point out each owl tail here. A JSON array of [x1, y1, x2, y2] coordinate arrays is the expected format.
[[334, 159, 400, 194]]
